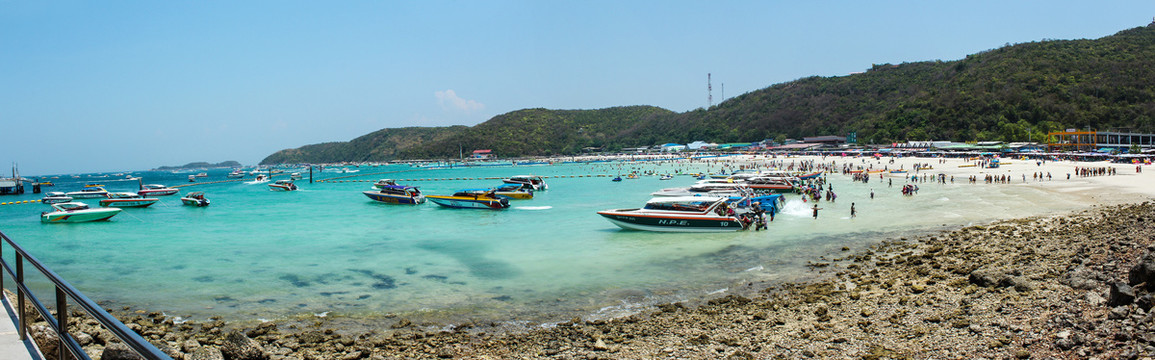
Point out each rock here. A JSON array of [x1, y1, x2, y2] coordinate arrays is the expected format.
[[344, 350, 366, 360], [1010, 277, 1034, 292], [391, 318, 411, 329], [75, 332, 94, 346], [1129, 252, 1155, 286], [968, 268, 1010, 288], [297, 331, 325, 344], [1110, 306, 1130, 320], [592, 338, 609, 351], [183, 339, 202, 353], [100, 342, 145, 360], [1109, 282, 1136, 306], [1065, 266, 1106, 290], [1138, 294, 1155, 311], [187, 346, 225, 360], [1085, 291, 1107, 306], [221, 330, 269, 360]]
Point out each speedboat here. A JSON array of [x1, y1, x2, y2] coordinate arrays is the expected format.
[[252, 174, 269, 183], [181, 192, 210, 206], [597, 196, 745, 232], [41, 192, 73, 204], [290, 172, 302, 180], [363, 185, 425, 204], [188, 175, 197, 182], [41, 202, 122, 223], [651, 182, 750, 197], [195, 172, 208, 178], [659, 174, 674, 180], [372, 179, 398, 189], [99, 192, 160, 208], [502, 175, 548, 190], [426, 190, 510, 210], [459, 184, 533, 200], [66, 186, 110, 199], [268, 180, 298, 191], [138, 184, 179, 196], [227, 170, 246, 178]]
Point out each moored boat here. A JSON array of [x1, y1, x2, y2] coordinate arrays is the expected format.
[[426, 190, 510, 210], [138, 184, 179, 196], [66, 186, 110, 199], [41, 192, 73, 204], [99, 192, 160, 208], [596, 196, 745, 232], [459, 184, 534, 200], [227, 170, 246, 178], [290, 172, 302, 180], [41, 202, 121, 223], [181, 192, 210, 206], [268, 180, 298, 191], [362, 185, 425, 204], [502, 175, 548, 190]]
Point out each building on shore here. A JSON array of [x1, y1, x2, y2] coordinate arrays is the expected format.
[[1047, 130, 1155, 152]]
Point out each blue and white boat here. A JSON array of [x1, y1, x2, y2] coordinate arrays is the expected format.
[[363, 185, 425, 205], [597, 196, 745, 232]]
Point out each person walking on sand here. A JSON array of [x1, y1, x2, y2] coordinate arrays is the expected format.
[[851, 203, 857, 218], [870, 189, 874, 199], [812, 204, 822, 219]]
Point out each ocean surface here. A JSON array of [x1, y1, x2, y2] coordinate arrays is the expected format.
[[0, 159, 1090, 327]]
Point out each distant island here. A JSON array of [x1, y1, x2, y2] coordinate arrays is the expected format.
[[153, 161, 242, 170]]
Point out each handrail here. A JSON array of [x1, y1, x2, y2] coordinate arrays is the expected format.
[[0, 230, 172, 360]]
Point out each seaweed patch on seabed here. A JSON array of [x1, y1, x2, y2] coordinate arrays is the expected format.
[[416, 241, 522, 279], [348, 269, 397, 289], [422, 274, 449, 281], [278, 274, 311, 288], [192, 276, 214, 283]]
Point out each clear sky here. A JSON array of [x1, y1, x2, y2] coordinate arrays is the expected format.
[[3, 1, 1154, 175]]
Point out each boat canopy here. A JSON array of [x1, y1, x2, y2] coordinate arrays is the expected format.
[[53, 202, 90, 211]]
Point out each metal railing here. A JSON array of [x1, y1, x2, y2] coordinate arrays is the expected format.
[[0, 230, 171, 360]]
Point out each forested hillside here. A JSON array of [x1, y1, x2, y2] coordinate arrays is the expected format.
[[262, 23, 1155, 164]]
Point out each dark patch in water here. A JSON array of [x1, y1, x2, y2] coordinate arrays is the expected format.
[[192, 276, 214, 283], [492, 295, 512, 302], [279, 274, 310, 288], [416, 241, 521, 280], [319, 291, 348, 297], [57, 259, 75, 266], [171, 265, 186, 270], [422, 274, 448, 281], [357, 295, 371, 300], [213, 296, 235, 303], [449, 281, 467, 286], [348, 269, 396, 289], [258, 299, 277, 304], [405, 267, 417, 275], [297, 303, 308, 308]]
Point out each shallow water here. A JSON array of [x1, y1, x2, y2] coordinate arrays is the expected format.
[[0, 161, 1090, 325]]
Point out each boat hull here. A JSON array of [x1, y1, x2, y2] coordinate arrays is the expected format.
[[268, 184, 296, 191], [41, 208, 122, 223], [99, 198, 159, 208], [138, 189, 179, 196], [181, 198, 210, 206], [66, 192, 108, 199], [426, 195, 509, 209], [596, 210, 743, 232], [362, 191, 425, 204]]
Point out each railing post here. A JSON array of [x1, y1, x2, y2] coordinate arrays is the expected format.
[[15, 253, 24, 341], [56, 286, 67, 360]]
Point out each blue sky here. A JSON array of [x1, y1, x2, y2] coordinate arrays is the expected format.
[[3, 1, 1154, 175]]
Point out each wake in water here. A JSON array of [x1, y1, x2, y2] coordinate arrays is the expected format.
[[514, 206, 553, 210], [245, 179, 270, 185], [779, 200, 815, 217]]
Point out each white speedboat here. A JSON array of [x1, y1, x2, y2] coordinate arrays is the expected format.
[[66, 186, 110, 199], [373, 179, 398, 189], [41, 202, 122, 223], [502, 175, 548, 190], [651, 183, 750, 197], [290, 172, 302, 180], [227, 170, 246, 178], [597, 196, 745, 232], [268, 180, 298, 191], [138, 184, 179, 196], [181, 192, 210, 206], [41, 192, 73, 204], [99, 192, 160, 208]]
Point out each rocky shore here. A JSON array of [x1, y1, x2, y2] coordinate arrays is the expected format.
[[15, 201, 1155, 359]]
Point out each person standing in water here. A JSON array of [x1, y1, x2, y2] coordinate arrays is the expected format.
[[851, 203, 857, 218], [812, 204, 822, 219], [870, 189, 875, 199]]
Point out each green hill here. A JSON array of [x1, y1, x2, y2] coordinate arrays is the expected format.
[[262, 23, 1155, 164]]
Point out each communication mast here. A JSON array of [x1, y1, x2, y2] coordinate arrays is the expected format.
[[707, 73, 712, 107], [721, 83, 724, 103]]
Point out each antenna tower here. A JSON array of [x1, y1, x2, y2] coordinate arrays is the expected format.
[[707, 73, 712, 107], [721, 83, 724, 103]]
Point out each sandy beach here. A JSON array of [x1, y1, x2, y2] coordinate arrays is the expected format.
[[12, 154, 1155, 359]]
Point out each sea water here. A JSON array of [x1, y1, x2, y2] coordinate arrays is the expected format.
[[0, 161, 1090, 326]]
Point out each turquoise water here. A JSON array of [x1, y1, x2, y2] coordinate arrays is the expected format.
[[0, 160, 1089, 326]]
